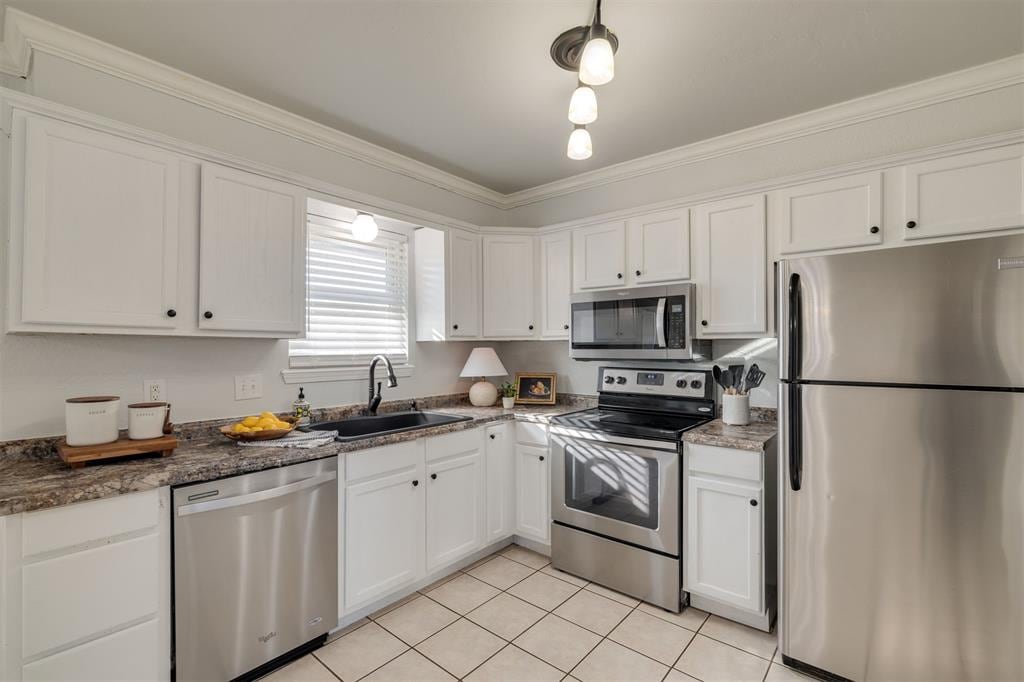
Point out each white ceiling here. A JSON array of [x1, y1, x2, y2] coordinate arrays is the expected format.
[[7, 0, 1023, 194]]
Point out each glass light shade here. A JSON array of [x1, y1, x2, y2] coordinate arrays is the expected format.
[[567, 127, 593, 161], [351, 212, 378, 242], [579, 36, 614, 85], [568, 85, 598, 124]]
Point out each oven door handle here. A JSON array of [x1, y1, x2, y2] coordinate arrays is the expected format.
[[655, 297, 667, 348]]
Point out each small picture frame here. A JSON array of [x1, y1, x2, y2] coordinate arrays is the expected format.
[[514, 372, 557, 405]]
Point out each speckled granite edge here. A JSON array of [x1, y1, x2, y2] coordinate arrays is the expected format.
[[0, 393, 595, 517], [683, 418, 778, 452]]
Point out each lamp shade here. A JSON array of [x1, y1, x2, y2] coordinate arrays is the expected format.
[[459, 347, 507, 378]]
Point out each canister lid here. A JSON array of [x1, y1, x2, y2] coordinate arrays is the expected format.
[[127, 402, 168, 408], [66, 396, 120, 403]]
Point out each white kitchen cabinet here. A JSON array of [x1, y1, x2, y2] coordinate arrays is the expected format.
[[776, 171, 883, 254], [573, 221, 627, 290], [694, 194, 767, 337], [514, 444, 550, 545], [198, 162, 306, 334], [2, 489, 171, 682], [627, 208, 691, 285], [538, 232, 572, 338], [426, 448, 486, 570], [344, 443, 425, 612], [449, 229, 483, 337], [10, 112, 182, 332], [414, 227, 482, 340], [482, 235, 536, 338], [903, 145, 1024, 240], [485, 423, 515, 542]]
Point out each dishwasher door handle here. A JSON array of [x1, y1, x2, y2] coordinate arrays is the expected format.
[[177, 470, 337, 516]]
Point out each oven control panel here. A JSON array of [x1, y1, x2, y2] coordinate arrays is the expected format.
[[598, 367, 710, 399]]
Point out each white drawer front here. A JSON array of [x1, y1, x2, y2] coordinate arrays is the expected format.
[[22, 534, 160, 659], [515, 421, 548, 446], [425, 427, 480, 462], [22, 489, 159, 558], [345, 440, 421, 482], [22, 619, 160, 682], [686, 443, 762, 483]]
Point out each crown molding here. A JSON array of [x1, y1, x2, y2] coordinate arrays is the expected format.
[[0, 6, 1021, 213]]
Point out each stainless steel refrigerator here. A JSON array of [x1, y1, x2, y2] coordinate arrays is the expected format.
[[778, 233, 1023, 682]]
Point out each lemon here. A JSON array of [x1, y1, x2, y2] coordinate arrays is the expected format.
[[232, 423, 249, 433], [273, 421, 291, 430], [260, 411, 277, 420], [250, 426, 263, 432], [242, 416, 260, 427], [257, 417, 277, 428]]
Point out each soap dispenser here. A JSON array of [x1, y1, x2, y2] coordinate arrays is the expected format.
[[293, 387, 311, 425]]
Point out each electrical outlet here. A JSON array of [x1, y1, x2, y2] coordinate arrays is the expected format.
[[144, 379, 166, 402], [234, 374, 263, 401]]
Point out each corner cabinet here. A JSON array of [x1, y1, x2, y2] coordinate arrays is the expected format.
[[693, 194, 767, 337], [482, 235, 537, 338], [538, 232, 572, 339], [198, 163, 306, 334], [414, 227, 482, 341]]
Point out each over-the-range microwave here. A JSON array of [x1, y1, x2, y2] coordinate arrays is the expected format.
[[569, 284, 711, 361]]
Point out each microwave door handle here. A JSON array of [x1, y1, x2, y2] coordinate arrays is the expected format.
[[655, 298, 667, 348]]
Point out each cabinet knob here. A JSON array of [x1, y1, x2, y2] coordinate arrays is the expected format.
[[539, 455, 545, 461], [563, 324, 569, 330], [750, 499, 758, 507], [431, 473, 438, 480], [870, 226, 879, 234], [701, 320, 708, 327], [166, 309, 177, 318], [617, 273, 623, 279], [412, 479, 419, 487], [906, 220, 917, 229], [204, 311, 213, 319], [452, 323, 459, 330], [489, 434, 496, 439], [635, 270, 641, 276], [528, 324, 534, 331]]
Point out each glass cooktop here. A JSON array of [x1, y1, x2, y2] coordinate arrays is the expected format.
[[551, 407, 711, 442]]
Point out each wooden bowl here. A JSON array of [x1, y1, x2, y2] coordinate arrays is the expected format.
[[220, 415, 299, 442]]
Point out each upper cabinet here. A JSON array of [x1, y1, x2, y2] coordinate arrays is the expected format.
[[903, 145, 1024, 241], [539, 232, 572, 339], [414, 227, 482, 341], [482, 235, 536, 338], [12, 114, 182, 332], [776, 171, 883, 255], [627, 208, 691, 284], [573, 221, 627, 290], [694, 194, 767, 337], [198, 163, 306, 335]]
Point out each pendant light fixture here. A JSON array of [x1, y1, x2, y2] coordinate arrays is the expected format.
[[350, 211, 379, 242], [550, 0, 618, 160]]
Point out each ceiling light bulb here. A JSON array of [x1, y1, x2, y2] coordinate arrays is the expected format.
[[567, 126, 593, 161], [351, 212, 379, 242], [568, 84, 598, 124], [579, 25, 614, 85]]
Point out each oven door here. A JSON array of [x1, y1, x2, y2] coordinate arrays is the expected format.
[[551, 430, 679, 556]]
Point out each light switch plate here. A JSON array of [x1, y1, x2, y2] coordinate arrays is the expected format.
[[234, 374, 263, 401], [144, 379, 166, 402]]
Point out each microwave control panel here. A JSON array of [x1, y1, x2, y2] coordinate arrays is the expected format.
[[665, 295, 688, 349], [598, 367, 710, 399]]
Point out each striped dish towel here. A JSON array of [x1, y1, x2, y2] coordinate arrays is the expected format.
[[237, 430, 338, 449]]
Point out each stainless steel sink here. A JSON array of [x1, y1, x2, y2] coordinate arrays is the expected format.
[[305, 411, 473, 442]]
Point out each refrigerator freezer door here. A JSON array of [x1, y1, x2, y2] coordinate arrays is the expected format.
[[779, 233, 1024, 387], [780, 383, 1023, 681]]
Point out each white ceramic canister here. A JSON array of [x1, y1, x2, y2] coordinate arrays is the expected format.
[[65, 396, 121, 446], [128, 402, 171, 440], [722, 393, 751, 426]]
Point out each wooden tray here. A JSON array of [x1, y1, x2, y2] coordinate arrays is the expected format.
[[220, 416, 299, 442], [58, 435, 178, 469]]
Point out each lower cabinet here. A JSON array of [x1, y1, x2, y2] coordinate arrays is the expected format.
[[485, 423, 515, 542], [515, 444, 550, 544], [425, 431, 486, 571]]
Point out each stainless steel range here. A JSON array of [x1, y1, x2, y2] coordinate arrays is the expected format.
[[549, 366, 713, 612]]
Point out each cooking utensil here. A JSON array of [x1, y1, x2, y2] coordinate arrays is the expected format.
[[720, 368, 734, 393], [728, 364, 745, 391], [745, 364, 766, 389], [712, 365, 726, 390]]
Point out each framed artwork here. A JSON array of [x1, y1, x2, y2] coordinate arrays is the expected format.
[[514, 372, 557, 405]]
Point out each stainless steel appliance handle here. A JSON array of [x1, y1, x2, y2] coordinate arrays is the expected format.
[[177, 471, 338, 516], [655, 297, 667, 348], [787, 273, 802, 380], [788, 384, 802, 491]]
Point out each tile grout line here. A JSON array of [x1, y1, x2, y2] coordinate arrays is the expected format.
[[306, 651, 344, 682]]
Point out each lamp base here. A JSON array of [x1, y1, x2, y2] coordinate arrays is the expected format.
[[469, 380, 498, 407]]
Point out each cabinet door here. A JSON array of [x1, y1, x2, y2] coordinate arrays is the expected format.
[[694, 194, 767, 336], [903, 145, 1024, 240], [17, 114, 181, 329], [426, 450, 485, 570], [199, 163, 305, 334], [573, 222, 626, 290], [485, 424, 514, 542], [539, 232, 572, 338], [447, 229, 482, 337], [483, 235, 536, 338], [515, 444, 550, 544], [627, 209, 691, 285], [345, 469, 424, 610], [777, 172, 883, 254], [685, 475, 763, 613]]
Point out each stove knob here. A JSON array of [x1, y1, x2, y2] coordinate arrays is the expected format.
[[690, 380, 703, 389], [615, 376, 627, 385]]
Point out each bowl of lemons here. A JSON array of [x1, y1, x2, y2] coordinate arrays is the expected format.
[[221, 412, 298, 441]]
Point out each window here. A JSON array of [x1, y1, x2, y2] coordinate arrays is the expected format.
[[289, 213, 409, 369]]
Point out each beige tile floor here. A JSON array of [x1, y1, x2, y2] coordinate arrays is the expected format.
[[263, 544, 814, 682]]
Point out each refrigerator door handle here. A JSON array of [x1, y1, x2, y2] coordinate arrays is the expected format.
[[789, 383, 802, 491], [788, 273, 802, 380]]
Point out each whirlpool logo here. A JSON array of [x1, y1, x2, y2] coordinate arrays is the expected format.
[[258, 631, 277, 644]]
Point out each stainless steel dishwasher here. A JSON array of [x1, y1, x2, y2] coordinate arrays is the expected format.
[[173, 458, 338, 681]]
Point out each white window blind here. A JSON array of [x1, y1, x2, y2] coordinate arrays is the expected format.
[[289, 213, 409, 368]]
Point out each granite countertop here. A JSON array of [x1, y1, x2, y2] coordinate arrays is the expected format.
[[683, 416, 778, 452], [0, 399, 589, 517]]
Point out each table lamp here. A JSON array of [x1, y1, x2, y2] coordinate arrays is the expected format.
[[460, 347, 508, 406]]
